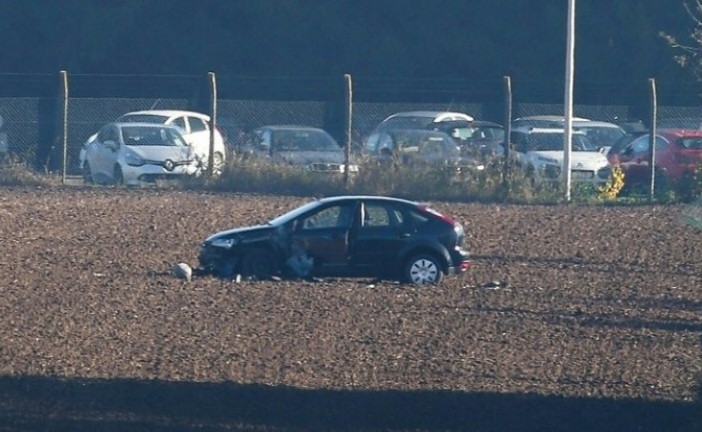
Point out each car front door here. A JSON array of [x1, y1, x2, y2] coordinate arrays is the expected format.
[[91, 125, 120, 181], [348, 200, 414, 276], [618, 135, 652, 185], [289, 201, 357, 276]]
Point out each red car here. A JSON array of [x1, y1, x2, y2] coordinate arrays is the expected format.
[[607, 129, 702, 192]]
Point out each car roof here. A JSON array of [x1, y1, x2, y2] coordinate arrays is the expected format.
[[514, 115, 591, 122], [572, 120, 623, 128], [656, 128, 702, 138], [383, 111, 474, 122], [119, 110, 211, 120], [110, 122, 181, 129], [316, 195, 420, 206]]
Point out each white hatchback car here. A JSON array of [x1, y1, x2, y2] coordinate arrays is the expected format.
[[82, 123, 200, 186], [510, 127, 611, 184], [116, 110, 227, 170]]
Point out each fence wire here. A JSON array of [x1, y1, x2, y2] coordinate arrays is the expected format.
[[0, 74, 700, 179]]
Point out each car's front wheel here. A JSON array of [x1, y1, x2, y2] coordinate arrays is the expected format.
[[403, 253, 444, 285], [241, 249, 278, 280]]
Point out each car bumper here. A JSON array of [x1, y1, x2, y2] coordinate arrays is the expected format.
[[447, 248, 471, 275], [122, 163, 199, 185]]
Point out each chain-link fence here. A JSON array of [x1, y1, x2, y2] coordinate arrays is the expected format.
[[0, 72, 700, 178]]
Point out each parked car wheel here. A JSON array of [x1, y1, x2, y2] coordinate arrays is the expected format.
[[113, 165, 124, 186], [82, 162, 93, 184], [241, 249, 278, 279], [403, 253, 444, 285]]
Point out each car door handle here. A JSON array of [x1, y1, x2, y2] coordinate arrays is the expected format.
[[399, 232, 411, 238]]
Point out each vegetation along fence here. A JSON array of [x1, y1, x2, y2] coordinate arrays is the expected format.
[[0, 71, 700, 202]]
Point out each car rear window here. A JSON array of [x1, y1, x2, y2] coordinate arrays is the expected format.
[[117, 114, 168, 124]]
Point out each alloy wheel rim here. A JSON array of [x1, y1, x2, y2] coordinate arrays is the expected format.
[[410, 259, 438, 284]]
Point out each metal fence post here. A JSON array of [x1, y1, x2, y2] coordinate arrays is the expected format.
[[502, 76, 512, 197], [208, 71, 217, 177], [60, 70, 68, 184], [343, 73, 352, 188], [649, 78, 657, 201]]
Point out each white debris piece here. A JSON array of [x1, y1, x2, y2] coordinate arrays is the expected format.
[[173, 262, 193, 281]]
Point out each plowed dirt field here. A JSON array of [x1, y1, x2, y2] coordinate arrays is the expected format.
[[0, 186, 700, 431]]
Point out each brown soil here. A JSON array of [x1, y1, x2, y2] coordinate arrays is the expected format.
[[0, 186, 700, 431]]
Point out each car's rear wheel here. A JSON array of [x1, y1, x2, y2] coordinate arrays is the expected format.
[[241, 249, 278, 280], [113, 165, 124, 186], [403, 253, 444, 285], [82, 162, 94, 184]]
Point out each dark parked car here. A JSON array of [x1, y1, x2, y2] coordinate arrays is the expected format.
[[363, 129, 484, 171], [427, 119, 505, 160], [198, 196, 471, 284], [244, 125, 358, 173]]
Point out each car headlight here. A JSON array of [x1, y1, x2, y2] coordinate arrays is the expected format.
[[210, 237, 238, 249], [597, 166, 612, 179], [124, 149, 145, 167], [536, 156, 559, 164]]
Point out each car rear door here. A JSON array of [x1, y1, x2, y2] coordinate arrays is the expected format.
[[185, 115, 211, 156], [348, 200, 414, 275]]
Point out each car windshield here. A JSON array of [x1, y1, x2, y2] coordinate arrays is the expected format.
[[574, 126, 625, 148], [522, 133, 596, 152], [273, 129, 339, 151], [121, 126, 186, 146], [268, 200, 325, 226], [116, 114, 171, 124], [381, 116, 434, 130], [390, 130, 458, 155]]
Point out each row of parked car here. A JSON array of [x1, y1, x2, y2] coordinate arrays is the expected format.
[[78, 108, 702, 195]]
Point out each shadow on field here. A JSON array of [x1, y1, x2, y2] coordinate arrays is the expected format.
[[472, 253, 701, 278], [0, 375, 698, 432]]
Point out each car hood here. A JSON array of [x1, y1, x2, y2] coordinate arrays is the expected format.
[[205, 224, 277, 243], [128, 145, 194, 161], [527, 151, 608, 168], [274, 150, 345, 165]]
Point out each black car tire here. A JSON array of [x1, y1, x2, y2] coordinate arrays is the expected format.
[[403, 253, 444, 285], [82, 162, 94, 184], [241, 249, 278, 280], [113, 165, 124, 186]]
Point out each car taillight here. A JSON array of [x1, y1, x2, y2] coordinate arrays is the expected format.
[[419, 205, 455, 225]]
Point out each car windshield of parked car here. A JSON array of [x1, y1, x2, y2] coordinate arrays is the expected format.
[[121, 126, 186, 146], [381, 116, 434, 130], [520, 133, 596, 152], [273, 130, 339, 152], [574, 126, 625, 148]]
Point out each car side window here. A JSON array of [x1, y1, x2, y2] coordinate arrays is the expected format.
[[628, 136, 650, 153], [99, 126, 118, 143], [171, 117, 187, 131], [188, 117, 208, 133], [299, 204, 353, 230], [361, 202, 405, 228]]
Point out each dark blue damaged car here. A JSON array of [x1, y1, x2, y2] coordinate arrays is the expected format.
[[198, 196, 471, 284]]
